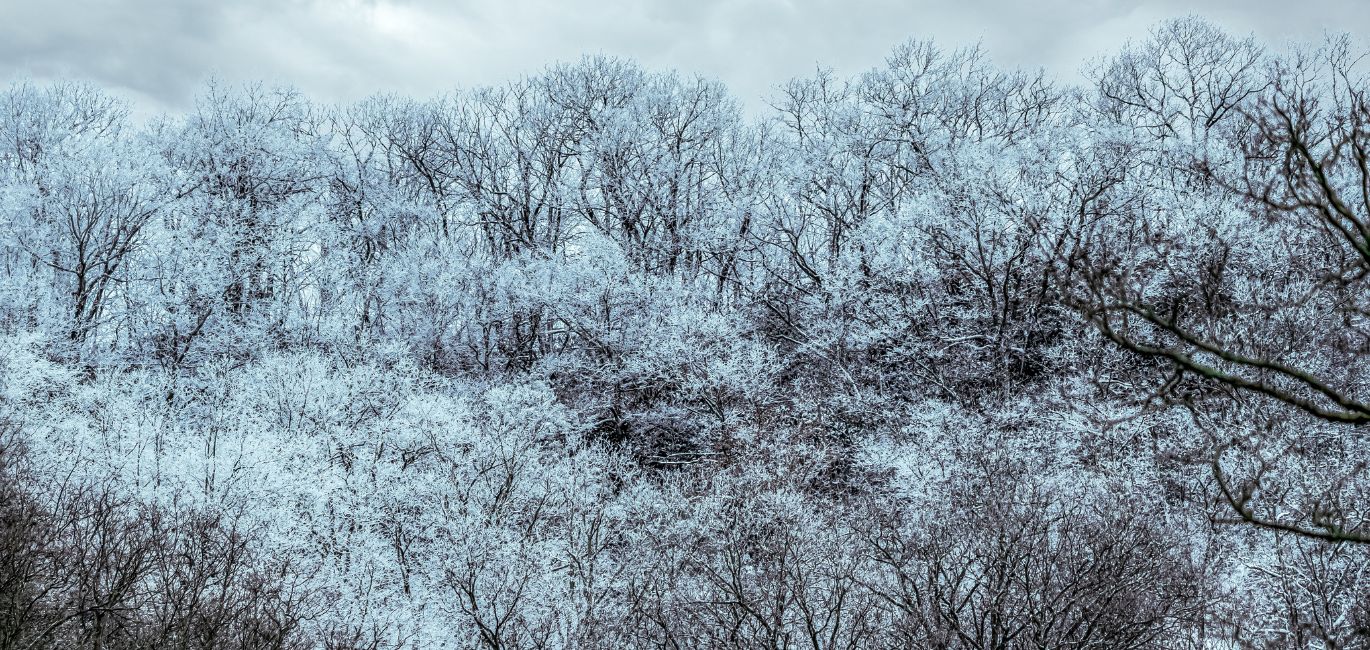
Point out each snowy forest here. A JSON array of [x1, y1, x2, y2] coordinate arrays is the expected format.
[[1, 16, 1369, 648]]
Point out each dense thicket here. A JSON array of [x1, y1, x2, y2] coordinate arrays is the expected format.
[[2, 18, 1369, 648]]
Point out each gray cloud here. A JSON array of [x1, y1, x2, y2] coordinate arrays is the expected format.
[[2, 0, 1366, 116]]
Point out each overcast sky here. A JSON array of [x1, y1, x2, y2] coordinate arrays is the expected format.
[[2, 0, 1367, 115]]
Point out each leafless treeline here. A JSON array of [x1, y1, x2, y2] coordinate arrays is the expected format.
[[1, 17, 1369, 649]]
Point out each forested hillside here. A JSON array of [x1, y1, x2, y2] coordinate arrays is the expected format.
[[2, 17, 1369, 648]]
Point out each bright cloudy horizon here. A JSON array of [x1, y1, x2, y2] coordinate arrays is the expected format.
[[3, 0, 1368, 116]]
